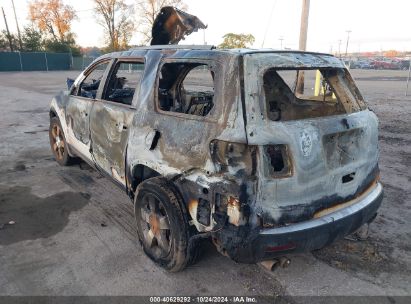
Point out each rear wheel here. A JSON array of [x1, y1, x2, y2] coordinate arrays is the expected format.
[[49, 117, 75, 166], [134, 177, 193, 272]]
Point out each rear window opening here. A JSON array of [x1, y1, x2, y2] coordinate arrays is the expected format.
[[263, 68, 365, 121], [157, 62, 215, 117]]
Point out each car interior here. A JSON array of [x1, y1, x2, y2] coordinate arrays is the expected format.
[[103, 62, 144, 105], [158, 62, 215, 117], [263, 68, 346, 121], [76, 61, 144, 106]]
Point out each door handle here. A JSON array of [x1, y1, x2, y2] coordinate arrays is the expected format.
[[145, 129, 161, 150], [115, 122, 127, 131]]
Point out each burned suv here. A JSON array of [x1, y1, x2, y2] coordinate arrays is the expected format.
[[49, 46, 383, 272]]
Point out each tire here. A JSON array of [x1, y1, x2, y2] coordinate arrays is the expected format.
[[49, 117, 76, 166], [134, 177, 192, 272]]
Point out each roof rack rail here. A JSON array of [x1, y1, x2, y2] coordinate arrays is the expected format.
[[129, 45, 216, 51]]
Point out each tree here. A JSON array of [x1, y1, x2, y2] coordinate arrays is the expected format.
[[93, 0, 135, 51], [44, 33, 81, 55], [0, 31, 10, 51], [22, 27, 43, 52], [218, 33, 255, 49], [137, 0, 187, 44], [28, 0, 77, 42], [0, 30, 19, 51]]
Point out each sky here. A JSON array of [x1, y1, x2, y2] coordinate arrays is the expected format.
[[1, 0, 411, 53]]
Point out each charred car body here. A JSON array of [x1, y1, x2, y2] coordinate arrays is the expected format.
[[49, 46, 383, 271]]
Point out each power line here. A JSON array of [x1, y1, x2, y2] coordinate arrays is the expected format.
[[261, 0, 278, 48]]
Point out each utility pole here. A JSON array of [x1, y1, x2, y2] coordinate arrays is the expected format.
[[345, 30, 351, 57], [298, 0, 310, 52], [279, 37, 284, 50], [203, 29, 207, 45], [338, 39, 342, 57], [296, 0, 310, 94], [11, 0, 22, 51], [2, 7, 14, 52]]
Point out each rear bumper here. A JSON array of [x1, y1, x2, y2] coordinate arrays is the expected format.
[[235, 182, 383, 263]]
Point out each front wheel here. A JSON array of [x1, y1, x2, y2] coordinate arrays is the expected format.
[[134, 177, 193, 272], [49, 117, 76, 166]]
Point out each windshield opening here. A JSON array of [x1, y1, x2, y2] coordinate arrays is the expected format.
[[263, 68, 365, 121]]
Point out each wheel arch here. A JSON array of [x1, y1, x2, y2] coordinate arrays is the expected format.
[[128, 164, 161, 196], [128, 165, 194, 233], [49, 108, 58, 119]]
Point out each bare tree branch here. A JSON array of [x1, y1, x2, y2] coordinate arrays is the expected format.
[[93, 0, 135, 51]]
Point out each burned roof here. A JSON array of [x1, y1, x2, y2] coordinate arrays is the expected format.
[[96, 46, 343, 70]]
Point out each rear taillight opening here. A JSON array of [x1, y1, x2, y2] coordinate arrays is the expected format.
[[264, 144, 293, 177]]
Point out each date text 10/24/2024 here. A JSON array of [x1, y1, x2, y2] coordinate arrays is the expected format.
[[149, 296, 258, 303]]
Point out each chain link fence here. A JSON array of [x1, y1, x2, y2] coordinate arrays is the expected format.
[[0, 52, 72, 71], [72, 56, 96, 71], [0, 52, 99, 71]]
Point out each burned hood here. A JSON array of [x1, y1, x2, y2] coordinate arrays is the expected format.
[[151, 6, 207, 45]]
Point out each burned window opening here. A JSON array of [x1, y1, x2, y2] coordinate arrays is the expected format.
[[263, 68, 364, 121], [75, 61, 109, 99], [158, 62, 215, 117], [103, 61, 144, 105]]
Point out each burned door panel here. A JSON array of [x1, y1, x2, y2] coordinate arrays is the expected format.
[[65, 98, 93, 145], [126, 52, 246, 181], [146, 60, 221, 171], [89, 60, 144, 185], [89, 102, 134, 184], [65, 61, 110, 147]]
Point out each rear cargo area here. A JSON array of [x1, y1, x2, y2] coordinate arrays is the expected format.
[[242, 52, 380, 225]]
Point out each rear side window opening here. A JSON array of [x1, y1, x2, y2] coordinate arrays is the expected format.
[[157, 62, 215, 117], [263, 68, 366, 121]]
